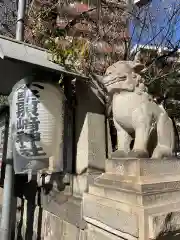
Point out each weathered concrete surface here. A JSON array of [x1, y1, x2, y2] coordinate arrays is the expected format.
[[41, 195, 86, 229], [106, 158, 180, 177], [74, 80, 107, 198], [87, 223, 129, 240], [75, 80, 106, 175], [83, 158, 180, 240], [149, 211, 180, 239], [83, 193, 139, 238], [73, 170, 103, 198], [15, 197, 87, 240]]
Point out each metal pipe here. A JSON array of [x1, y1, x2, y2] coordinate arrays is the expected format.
[[16, 0, 26, 41], [0, 119, 14, 240], [0, 1, 26, 239], [0, 111, 11, 240], [0, 162, 13, 240]]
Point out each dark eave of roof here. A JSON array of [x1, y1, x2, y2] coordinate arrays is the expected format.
[[0, 35, 88, 80]]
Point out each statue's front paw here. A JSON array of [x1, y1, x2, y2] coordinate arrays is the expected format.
[[128, 150, 149, 158], [111, 150, 128, 159], [151, 146, 173, 159]]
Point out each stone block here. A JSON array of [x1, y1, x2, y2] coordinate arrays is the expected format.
[[83, 193, 138, 237], [83, 158, 180, 240], [87, 224, 129, 240], [84, 194, 180, 240], [79, 230, 87, 240], [43, 210, 63, 240], [84, 190, 180, 240], [75, 80, 106, 174], [33, 206, 40, 235], [22, 200, 27, 229], [149, 211, 180, 239], [73, 171, 102, 198], [89, 184, 139, 205], [41, 195, 86, 229], [89, 184, 180, 207], [62, 221, 79, 240], [73, 174, 88, 198], [15, 195, 86, 239], [40, 208, 47, 239], [106, 158, 180, 178], [95, 172, 180, 194], [106, 158, 138, 176]]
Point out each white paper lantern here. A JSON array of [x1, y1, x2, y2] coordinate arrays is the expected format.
[[10, 81, 65, 174]]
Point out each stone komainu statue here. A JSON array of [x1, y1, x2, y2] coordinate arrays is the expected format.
[[101, 60, 175, 159]]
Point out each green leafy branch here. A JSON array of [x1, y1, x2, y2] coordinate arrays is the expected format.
[[46, 36, 90, 73]]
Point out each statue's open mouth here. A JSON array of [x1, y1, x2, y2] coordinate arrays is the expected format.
[[104, 76, 127, 87]]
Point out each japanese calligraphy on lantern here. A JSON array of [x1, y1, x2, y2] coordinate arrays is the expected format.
[[15, 85, 46, 158], [11, 80, 65, 174]]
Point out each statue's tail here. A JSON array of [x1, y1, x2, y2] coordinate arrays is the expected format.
[[152, 111, 175, 158]]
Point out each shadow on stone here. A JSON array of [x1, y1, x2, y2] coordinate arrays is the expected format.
[[24, 181, 37, 240], [16, 198, 24, 240], [36, 187, 43, 240], [155, 213, 180, 240]]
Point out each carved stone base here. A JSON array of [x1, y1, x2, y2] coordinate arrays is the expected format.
[[83, 158, 180, 240]]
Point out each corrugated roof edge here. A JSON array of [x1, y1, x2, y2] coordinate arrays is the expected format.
[[0, 35, 88, 80]]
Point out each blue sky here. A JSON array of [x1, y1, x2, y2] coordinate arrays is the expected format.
[[130, 0, 180, 48]]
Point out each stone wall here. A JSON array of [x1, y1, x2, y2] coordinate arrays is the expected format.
[[16, 199, 87, 240]]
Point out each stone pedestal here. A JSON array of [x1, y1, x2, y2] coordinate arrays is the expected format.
[[75, 80, 107, 175], [74, 80, 108, 198], [83, 158, 180, 240]]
